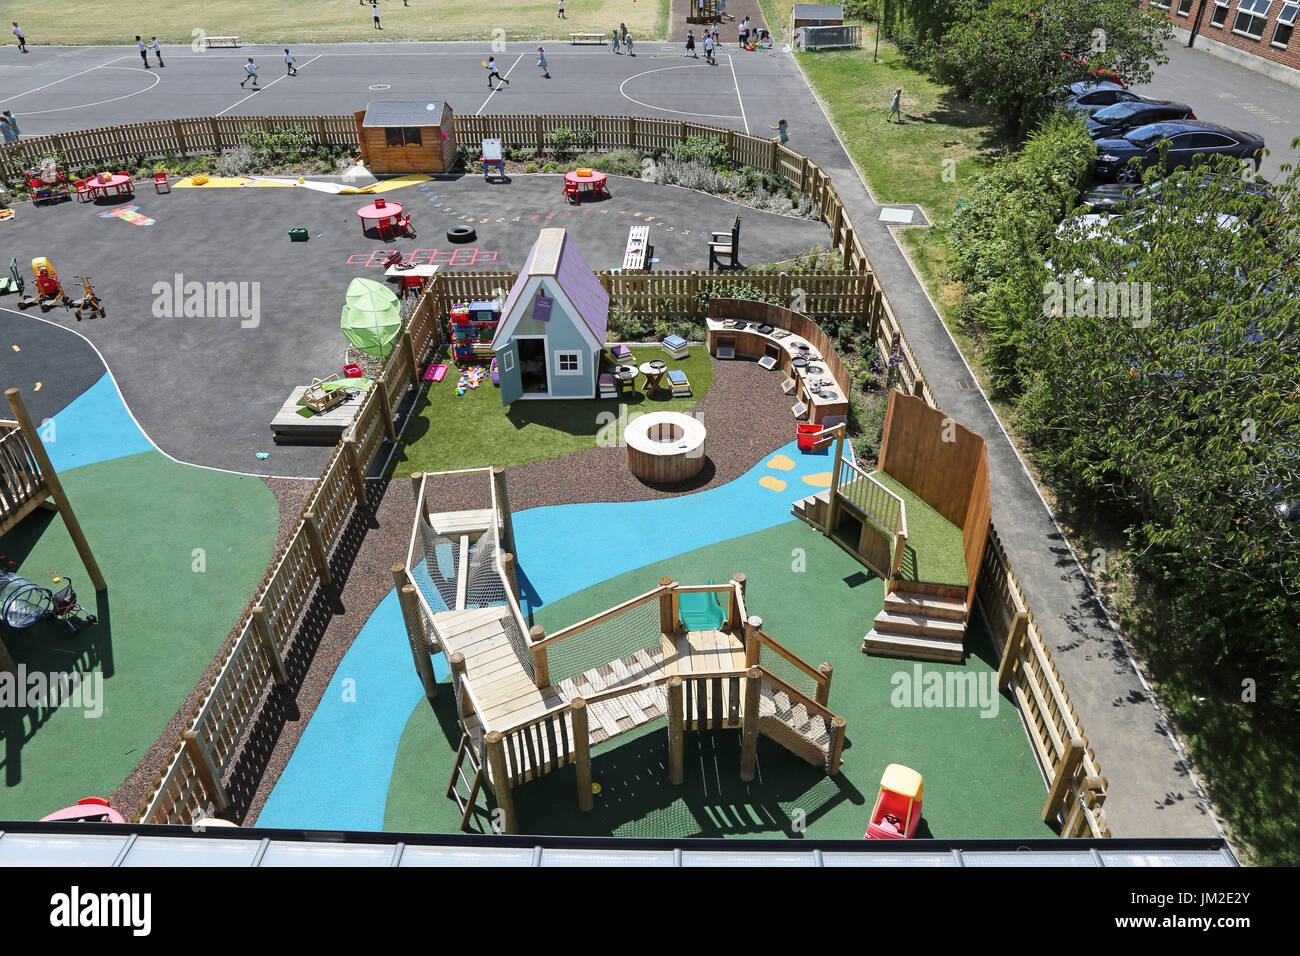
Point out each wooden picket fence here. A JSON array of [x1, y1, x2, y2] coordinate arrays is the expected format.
[[140, 285, 441, 824]]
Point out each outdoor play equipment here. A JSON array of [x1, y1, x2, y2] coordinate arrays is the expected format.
[[0, 571, 97, 633], [68, 275, 106, 320], [24, 161, 70, 205], [40, 798, 126, 824], [480, 138, 506, 182], [796, 422, 834, 452], [449, 300, 501, 364], [625, 411, 708, 484], [340, 276, 402, 358], [16, 257, 71, 311], [865, 763, 924, 839], [0, 257, 22, 295]]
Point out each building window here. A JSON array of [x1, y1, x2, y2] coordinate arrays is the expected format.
[[384, 127, 423, 148], [1150, 0, 1169, 8], [1177, 0, 1195, 14], [1274, 1, 1299, 44], [555, 351, 582, 376], [1210, 0, 1232, 25], [502, 351, 515, 373], [1233, 0, 1272, 38]]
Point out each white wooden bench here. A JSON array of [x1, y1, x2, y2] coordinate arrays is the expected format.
[[204, 36, 240, 49], [570, 33, 606, 44], [623, 224, 652, 272]]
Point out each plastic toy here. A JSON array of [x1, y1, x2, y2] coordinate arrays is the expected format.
[[40, 797, 126, 824], [69, 275, 106, 320], [17, 257, 72, 311], [343, 363, 364, 378], [0, 257, 22, 295], [449, 300, 502, 363], [865, 763, 924, 839], [423, 363, 448, 382], [491, 356, 500, 386]]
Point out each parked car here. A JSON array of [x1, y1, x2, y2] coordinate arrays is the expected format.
[[1060, 53, 1125, 87], [1086, 100, 1196, 140], [1094, 122, 1265, 183], [1082, 176, 1272, 214], [1059, 80, 1145, 115]]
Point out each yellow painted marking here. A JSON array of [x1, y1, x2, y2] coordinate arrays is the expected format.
[[11, 345, 19, 352], [802, 472, 833, 488], [33, 381, 41, 391], [368, 174, 432, 192], [766, 453, 795, 471], [172, 176, 252, 188], [758, 475, 787, 492]]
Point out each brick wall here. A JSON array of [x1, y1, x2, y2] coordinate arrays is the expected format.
[[1142, 0, 1300, 73]]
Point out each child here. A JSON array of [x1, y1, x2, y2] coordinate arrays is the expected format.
[[284, 49, 297, 76], [241, 57, 258, 87], [558, 0, 566, 18], [703, 33, 714, 65], [770, 118, 788, 144], [610, 28, 620, 53], [11, 22, 26, 53], [1, 110, 20, 144], [537, 46, 550, 79], [150, 36, 164, 67], [888, 88, 902, 123], [135, 35, 150, 69], [372, 1, 381, 29], [685, 30, 696, 58], [486, 56, 509, 89], [738, 17, 748, 46]]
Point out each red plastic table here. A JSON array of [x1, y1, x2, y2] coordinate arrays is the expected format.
[[356, 200, 403, 237], [564, 170, 609, 200], [86, 173, 133, 200]]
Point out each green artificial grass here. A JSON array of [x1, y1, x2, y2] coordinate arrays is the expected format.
[[0, 451, 277, 818], [388, 346, 713, 476], [385, 520, 1052, 839], [870, 470, 969, 588]]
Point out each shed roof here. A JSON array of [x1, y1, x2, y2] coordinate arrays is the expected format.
[[362, 100, 446, 127], [792, 4, 844, 18]]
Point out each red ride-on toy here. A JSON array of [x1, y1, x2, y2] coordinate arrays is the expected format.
[[17, 257, 71, 312], [865, 763, 924, 839]]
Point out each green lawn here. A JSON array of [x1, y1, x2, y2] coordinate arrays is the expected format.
[[7, 0, 667, 46], [385, 520, 1052, 838], [388, 346, 713, 475]]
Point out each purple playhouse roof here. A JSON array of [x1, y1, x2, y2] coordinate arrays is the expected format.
[[497, 229, 608, 345]]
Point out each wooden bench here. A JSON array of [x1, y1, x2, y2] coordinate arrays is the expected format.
[[204, 36, 240, 48], [623, 224, 652, 272], [570, 33, 606, 44]]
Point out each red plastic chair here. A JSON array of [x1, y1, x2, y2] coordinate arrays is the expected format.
[[153, 171, 170, 193], [403, 274, 425, 299], [562, 180, 581, 204], [115, 172, 133, 196], [74, 179, 93, 202], [396, 212, 416, 237]]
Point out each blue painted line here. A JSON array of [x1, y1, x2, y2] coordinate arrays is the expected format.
[[513, 439, 831, 610], [44, 374, 154, 473], [257, 581, 451, 832]]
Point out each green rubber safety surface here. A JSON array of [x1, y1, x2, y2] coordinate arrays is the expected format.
[[385, 520, 1053, 839], [0, 451, 277, 819]]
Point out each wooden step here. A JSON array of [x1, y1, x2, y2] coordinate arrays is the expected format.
[[862, 627, 964, 663], [759, 717, 830, 768], [885, 590, 967, 621], [871, 609, 966, 639]]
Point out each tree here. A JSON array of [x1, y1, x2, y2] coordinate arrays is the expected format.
[[1019, 152, 1300, 706], [929, 0, 1172, 134]]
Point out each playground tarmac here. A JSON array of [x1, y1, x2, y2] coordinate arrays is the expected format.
[[0, 176, 826, 478], [0, 39, 1227, 839]]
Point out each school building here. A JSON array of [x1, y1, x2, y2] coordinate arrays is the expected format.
[[1141, 0, 1300, 87]]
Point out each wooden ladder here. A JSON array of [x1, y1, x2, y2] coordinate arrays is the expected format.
[[446, 732, 487, 832]]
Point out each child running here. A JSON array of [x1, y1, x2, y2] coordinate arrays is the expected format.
[[486, 56, 509, 89], [537, 46, 550, 79], [685, 30, 696, 58], [284, 49, 298, 75], [240, 57, 258, 87]]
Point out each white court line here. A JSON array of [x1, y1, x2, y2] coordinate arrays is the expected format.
[[0, 56, 128, 106], [727, 54, 750, 134], [216, 54, 323, 116], [13, 67, 161, 116], [618, 64, 743, 121], [476, 53, 526, 116]]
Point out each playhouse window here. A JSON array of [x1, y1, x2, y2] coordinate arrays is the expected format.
[[384, 127, 423, 148], [503, 351, 515, 373], [555, 351, 582, 375]]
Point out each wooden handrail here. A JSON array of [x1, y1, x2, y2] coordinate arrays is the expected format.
[[757, 666, 839, 725], [533, 585, 668, 649], [754, 630, 830, 688]]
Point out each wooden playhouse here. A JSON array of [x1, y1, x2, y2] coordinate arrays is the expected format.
[[354, 100, 458, 174]]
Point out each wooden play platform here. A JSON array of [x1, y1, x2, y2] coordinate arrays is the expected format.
[[397, 467, 846, 834], [269, 384, 366, 443]]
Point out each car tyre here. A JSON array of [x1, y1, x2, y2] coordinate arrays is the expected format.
[[1115, 166, 1141, 185], [447, 225, 476, 243]]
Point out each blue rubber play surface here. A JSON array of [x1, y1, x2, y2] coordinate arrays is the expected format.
[[256, 585, 450, 832], [512, 440, 833, 611], [43, 374, 154, 472]]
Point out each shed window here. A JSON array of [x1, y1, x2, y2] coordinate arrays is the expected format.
[[555, 351, 582, 376], [384, 127, 424, 148]]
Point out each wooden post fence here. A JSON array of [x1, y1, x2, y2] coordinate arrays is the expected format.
[[485, 731, 515, 833], [997, 612, 1030, 693], [667, 676, 685, 785], [740, 667, 762, 781], [393, 565, 437, 701], [572, 698, 594, 812], [530, 625, 549, 689]]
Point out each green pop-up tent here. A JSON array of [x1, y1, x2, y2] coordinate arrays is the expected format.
[[340, 276, 401, 357]]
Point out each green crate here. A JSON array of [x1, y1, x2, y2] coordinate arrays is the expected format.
[[288, 227, 309, 242]]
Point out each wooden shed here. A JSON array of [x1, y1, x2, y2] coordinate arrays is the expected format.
[[789, 3, 844, 36], [354, 100, 457, 174]]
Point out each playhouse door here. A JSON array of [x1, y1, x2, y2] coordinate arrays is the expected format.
[[497, 342, 522, 406]]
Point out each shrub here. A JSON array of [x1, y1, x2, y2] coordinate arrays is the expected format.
[[215, 145, 255, 177], [542, 161, 561, 173], [241, 125, 316, 166], [544, 126, 594, 160], [590, 148, 641, 178], [523, 163, 539, 173], [668, 136, 730, 169]]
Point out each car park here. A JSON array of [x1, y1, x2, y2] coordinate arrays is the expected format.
[[1094, 121, 1265, 183], [1086, 100, 1197, 140]]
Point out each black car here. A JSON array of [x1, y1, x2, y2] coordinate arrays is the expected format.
[[1094, 121, 1265, 183], [1082, 176, 1272, 214], [1059, 80, 1146, 115], [1086, 100, 1197, 140]]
